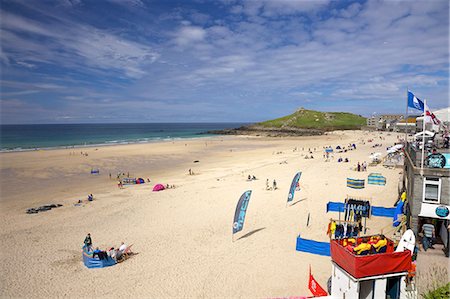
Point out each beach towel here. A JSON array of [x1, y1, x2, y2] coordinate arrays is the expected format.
[[368, 173, 386, 186], [347, 178, 365, 189]]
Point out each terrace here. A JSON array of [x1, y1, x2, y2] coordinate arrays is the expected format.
[[404, 132, 450, 171]]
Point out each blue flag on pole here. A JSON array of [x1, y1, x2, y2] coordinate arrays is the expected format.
[[287, 172, 302, 204], [407, 91, 424, 111], [232, 190, 252, 234]]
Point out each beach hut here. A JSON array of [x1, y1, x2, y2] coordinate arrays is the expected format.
[[153, 184, 165, 191]]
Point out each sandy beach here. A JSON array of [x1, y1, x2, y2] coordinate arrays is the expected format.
[[0, 130, 405, 298]]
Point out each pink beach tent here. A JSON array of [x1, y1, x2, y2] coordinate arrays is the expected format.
[[152, 184, 165, 192]]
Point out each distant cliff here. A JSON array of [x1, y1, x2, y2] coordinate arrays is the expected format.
[[208, 108, 366, 136]]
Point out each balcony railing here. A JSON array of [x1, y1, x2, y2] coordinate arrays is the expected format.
[[405, 141, 450, 169]]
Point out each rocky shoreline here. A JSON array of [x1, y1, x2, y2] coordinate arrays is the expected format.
[[206, 125, 325, 137]]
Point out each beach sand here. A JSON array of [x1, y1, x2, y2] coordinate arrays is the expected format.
[[0, 130, 404, 298]]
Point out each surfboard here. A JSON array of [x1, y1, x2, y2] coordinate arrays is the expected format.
[[395, 229, 416, 255]]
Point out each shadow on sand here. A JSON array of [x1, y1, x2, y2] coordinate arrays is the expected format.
[[289, 197, 307, 206], [237, 227, 266, 241]]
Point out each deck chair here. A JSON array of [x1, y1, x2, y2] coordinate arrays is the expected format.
[[122, 244, 134, 260]]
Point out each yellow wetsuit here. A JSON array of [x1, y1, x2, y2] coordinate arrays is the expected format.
[[353, 242, 371, 255], [373, 239, 387, 252]]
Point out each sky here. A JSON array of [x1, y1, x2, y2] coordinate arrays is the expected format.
[[0, 0, 449, 124]]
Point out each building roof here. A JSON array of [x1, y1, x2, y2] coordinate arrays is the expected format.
[[434, 107, 450, 122]]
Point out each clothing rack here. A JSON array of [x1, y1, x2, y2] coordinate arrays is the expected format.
[[328, 218, 361, 240], [329, 218, 358, 224]]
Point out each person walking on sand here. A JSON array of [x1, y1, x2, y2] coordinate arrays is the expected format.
[[357, 162, 361, 172], [266, 179, 269, 190], [273, 179, 277, 190], [84, 233, 92, 251]]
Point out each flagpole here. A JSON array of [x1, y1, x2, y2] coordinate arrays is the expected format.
[[405, 87, 410, 145], [420, 98, 426, 176]]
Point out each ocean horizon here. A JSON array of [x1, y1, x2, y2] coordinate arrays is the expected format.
[[0, 123, 248, 152]]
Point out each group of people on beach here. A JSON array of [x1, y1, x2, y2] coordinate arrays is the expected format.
[[344, 235, 388, 255], [247, 174, 257, 181], [84, 233, 133, 262], [266, 179, 277, 190], [356, 161, 367, 172], [75, 194, 94, 205]]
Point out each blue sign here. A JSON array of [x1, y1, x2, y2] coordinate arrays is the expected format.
[[426, 153, 446, 168], [232, 190, 252, 234], [435, 206, 449, 218]]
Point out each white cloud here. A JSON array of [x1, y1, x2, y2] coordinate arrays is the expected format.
[[174, 25, 207, 46], [1, 11, 159, 79]]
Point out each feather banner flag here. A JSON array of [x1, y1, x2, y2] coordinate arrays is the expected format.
[[232, 190, 252, 234], [287, 172, 302, 204], [308, 265, 328, 297]]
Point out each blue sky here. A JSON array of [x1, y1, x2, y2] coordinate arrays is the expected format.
[[1, 0, 448, 124]]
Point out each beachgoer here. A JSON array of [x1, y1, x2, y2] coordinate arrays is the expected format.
[[353, 238, 371, 255], [357, 162, 361, 172], [109, 173, 111, 179], [248, 175, 251, 180], [84, 233, 92, 250], [273, 180, 277, 190], [421, 221, 435, 251], [444, 223, 450, 257], [266, 179, 269, 190], [147, 178, 150, 182], [115, 248, 123, 261], [119, 242, 127, 252], [93, 247, 101, 258], [108, 247, 116, 260], [189, 168, 192, 175], [372, 235, 387, 253], [252, 175, 256, 180]]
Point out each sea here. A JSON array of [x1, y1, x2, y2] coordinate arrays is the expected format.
[[0, 123, 246, 152]]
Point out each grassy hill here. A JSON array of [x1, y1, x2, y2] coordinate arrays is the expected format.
[[258, 108, 366, 131]]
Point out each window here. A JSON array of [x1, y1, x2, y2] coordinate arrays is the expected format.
[[423, 177, 441, 204]]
